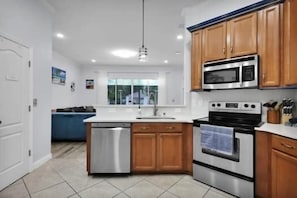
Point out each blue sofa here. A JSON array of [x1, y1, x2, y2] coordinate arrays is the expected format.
[[51, 112, 95, 141]]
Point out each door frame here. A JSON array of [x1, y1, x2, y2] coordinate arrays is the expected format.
[[0, 32, 33, 172]]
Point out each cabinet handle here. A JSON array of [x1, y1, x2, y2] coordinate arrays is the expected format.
[[262, 73, 266, 82], [280, 142, 295, 149], [166, 126, 175, 130], [140, 127, 148, 130], [230, 46, 234, 53], [223, 48, 226, 54]]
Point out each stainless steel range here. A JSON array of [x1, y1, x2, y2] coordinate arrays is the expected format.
[[193, 101, 262, 198]]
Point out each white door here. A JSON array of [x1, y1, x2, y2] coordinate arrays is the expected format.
[[0, 35, 30, 190]]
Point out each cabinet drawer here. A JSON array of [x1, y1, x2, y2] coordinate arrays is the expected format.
[[132, 123, 159, 132], [272, 135, 297, 157], [157, 123, 182, 132], [132, 123, 182, 133]]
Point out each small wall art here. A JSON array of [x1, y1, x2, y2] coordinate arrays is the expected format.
[[86, 79, 94, 89], [52, 67, 66, 85]]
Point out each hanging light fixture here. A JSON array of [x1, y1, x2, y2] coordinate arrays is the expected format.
[[139, 0, 148, 62]]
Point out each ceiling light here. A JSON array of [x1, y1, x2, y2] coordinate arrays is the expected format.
[[164, 60, 169, 64], [139, 0, 148, 62], [111, 49, 137, 58], [56, 33, 64, 39], [177, 34, 183, 40], [91, 59, 96, 63]]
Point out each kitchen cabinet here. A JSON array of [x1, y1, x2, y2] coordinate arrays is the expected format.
[[283, 0, 297, 86], [256, 131, 297, 198], [158, 133, 183, 170], [191, 30, 202, 90], [271, 135, 297, 198], [202, 22, 227, 62], [258, 1, 297, 88], [132, 123, 190, 173], [255, 131, 271, 198], [202, 12, 257, 62], [133, 133, 156, 171], [258, 4, 281, 87]]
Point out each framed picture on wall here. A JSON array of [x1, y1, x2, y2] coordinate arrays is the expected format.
[[86, 79, 94, 89], [52, 67, 66, 85]]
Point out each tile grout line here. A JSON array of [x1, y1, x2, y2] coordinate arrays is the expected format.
[[105, 175, 145, 197], [21, 177, 32, 198]]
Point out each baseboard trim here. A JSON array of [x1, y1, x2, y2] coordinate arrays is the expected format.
[[31, 153, 52, 171]]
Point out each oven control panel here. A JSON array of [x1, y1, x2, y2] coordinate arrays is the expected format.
[[209, 101, 261, 114]]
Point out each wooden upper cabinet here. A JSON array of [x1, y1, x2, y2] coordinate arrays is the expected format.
[[258, 4, 281, 87], [202, 22, 227, 62], [202, 13, 257, 63], [191, 30, 202, 90], [228, 12, 258, 58], [283, 0, 297, 86]]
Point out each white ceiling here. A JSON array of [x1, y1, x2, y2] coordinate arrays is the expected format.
[[45, 0, 200, 67]]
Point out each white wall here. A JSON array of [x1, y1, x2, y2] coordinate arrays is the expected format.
[[52, 51, 81, 109], [183, 0, 261, 27], [77, 65, 184, 106], [0, 1, 52, 164], [183, 0, 297, 122]]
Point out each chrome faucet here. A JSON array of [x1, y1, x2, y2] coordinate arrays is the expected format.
[[149, 91, 158, 116]]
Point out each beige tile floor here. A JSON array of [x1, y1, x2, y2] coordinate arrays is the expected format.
[[0, 142, 236, 198]]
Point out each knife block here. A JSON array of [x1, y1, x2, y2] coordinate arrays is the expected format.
[[267, 110, 280, 124]]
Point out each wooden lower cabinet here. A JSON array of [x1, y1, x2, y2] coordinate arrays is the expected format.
[[256, 131, 297, 198], [158, 133, 183, 171], [271, 149, 297, 198], [132, 123, 192, 173], [256, 131, 271, 198], [132, 133, 156, 171]]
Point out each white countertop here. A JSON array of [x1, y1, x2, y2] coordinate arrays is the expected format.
[[255, 123, 297, 140], [83, 115, 193, 123]]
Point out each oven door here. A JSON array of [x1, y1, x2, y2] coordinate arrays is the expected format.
[[193, 126, 254, 178]]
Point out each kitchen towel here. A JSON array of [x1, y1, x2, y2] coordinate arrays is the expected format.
[[200, 124, 234, 155]]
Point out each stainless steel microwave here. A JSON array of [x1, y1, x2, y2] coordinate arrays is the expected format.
[[202, 55, 258, 90]]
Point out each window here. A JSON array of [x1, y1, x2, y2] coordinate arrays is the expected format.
[[108, 79, 158, 105]]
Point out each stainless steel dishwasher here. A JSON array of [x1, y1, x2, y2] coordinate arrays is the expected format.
[[90, 122, 131, 174]]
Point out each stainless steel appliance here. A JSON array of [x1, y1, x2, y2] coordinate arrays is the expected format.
[[90, 122, 131, 174], [202, 55, 258, 90], [193, 101, 262, 198]]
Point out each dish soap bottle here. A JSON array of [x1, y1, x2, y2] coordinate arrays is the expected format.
[[137, 105, 142, 116]]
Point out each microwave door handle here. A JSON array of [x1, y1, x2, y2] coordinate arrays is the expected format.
[[239, 64, 243, 87]]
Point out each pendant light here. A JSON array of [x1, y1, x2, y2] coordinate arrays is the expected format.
[[139, 0, 148, 62]]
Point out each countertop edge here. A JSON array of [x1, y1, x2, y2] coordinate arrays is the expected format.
[[83, 116, 193, 123], [255, 123, 297, 140]]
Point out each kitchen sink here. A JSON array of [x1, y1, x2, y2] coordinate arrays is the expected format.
[[136, 116, 175, 120]]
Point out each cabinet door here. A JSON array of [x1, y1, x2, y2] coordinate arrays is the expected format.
[[258, 5, 281, 87], [228, 12, 257, 58], [191, 30, 202, 90], [272, 149, 297, 198], [255, 131, 271, 198], [202, 22, 227, 62], [132, 133, 156, 171], [283, 0, 297, 86], [158, 133, 183, 171]]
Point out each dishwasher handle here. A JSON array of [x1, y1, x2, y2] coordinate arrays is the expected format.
[[91, 122, 131, 128]]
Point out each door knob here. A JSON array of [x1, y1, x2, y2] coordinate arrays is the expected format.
[[0, 120, 2, 124]]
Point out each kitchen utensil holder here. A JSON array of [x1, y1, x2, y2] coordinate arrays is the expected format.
[[267, 110, 280, 124]]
